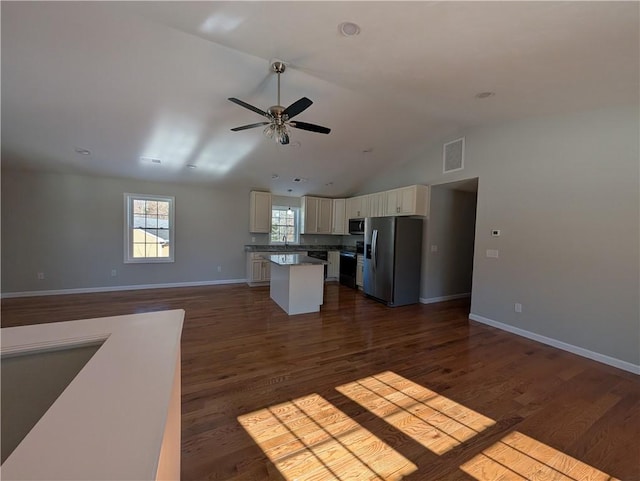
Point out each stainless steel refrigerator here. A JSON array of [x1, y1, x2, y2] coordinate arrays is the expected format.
[[363, 217, 423, 306]]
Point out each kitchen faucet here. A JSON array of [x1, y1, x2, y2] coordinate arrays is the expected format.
[[283, 235, 288, 247]]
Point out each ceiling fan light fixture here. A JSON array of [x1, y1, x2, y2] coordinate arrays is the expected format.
[[339, 22, 360, 37], [264, 123, 290, 145]]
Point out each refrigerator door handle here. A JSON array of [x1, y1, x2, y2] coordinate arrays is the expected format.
[[372, 229, 378, 272]]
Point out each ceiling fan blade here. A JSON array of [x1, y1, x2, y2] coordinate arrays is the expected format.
[[230, 122, 270, 132], [290, 121, 331, 134], [282, 97, 313, 119], [228, 98, 269, 118]]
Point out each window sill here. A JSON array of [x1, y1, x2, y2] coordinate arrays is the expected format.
[[124, 258, 175, 264]]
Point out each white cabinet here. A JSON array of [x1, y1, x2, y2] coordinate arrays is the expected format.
[[384, 185, 429, 217], [327, 251, 340, 279], [249, 191, 272, 233], [367, 192, 386, 217], [356, 254, 364, 288], [346, 195, 369, 220], [246, 252, 271, 286], [331, 198, 347, 235], [301, 196, 333, 234]]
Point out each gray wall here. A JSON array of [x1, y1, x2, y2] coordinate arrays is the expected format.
[[422, 186, 477, 301], [1, 170, 253, 292], [360, 105, 639, 365]]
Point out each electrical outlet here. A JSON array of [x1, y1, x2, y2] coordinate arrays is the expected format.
[[111, 269, 117, 277], [217, 265, 222, 272], [37, 272, 45, 280], [515, 303, 522, 313], [251, 237, 256, 243], [486, 249, 499, 258]]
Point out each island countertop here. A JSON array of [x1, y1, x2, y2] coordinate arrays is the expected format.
[[267, 254, 328, 266]]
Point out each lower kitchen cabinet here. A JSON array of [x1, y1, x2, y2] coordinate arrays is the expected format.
[[327, 251, 340, 280], [246, 252, 271, 286]]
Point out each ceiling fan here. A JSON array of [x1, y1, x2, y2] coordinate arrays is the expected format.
[[228, 61, 331, 145]]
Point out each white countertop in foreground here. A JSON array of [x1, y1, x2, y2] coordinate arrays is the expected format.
[[1, 310, 184, 481], [267, 254, 327, 266]]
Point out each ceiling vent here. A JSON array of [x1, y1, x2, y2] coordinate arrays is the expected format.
[[443, 137, 465, 173]]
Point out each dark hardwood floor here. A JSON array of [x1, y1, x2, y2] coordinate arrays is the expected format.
[[2, 283, 638, 480]]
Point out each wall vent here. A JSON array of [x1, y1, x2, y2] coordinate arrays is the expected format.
[[443, 137, 465, 173]]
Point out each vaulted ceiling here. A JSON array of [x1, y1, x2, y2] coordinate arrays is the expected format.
[[2, 2, 638, 196]]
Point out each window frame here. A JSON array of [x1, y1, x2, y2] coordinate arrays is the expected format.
[[124, 193, 175, 264], [270, 206, 300, 245]]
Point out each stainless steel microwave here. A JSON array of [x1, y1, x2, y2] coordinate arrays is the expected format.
[[348, 218, 365, 235]]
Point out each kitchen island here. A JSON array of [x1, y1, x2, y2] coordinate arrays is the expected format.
[[268, 254, 327, 315]]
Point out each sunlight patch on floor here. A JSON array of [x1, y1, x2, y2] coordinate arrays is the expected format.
[[335, 371, 496, 455], [238, 393, 417, 481], [460, 431, 621, 481]]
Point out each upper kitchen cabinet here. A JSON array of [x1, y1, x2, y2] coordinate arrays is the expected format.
[[332, 198, 347, 235], [301, 196, 333, 234], [346, 195, 369, 220], [249, 191, 272, 233], [384, 185, 430, 217], [367, 192, 386, 218]]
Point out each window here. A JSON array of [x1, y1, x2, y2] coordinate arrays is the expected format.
[[270, 206, 299, 244], [124, 193, 175, 263]]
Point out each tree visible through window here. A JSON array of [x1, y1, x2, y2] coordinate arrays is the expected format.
[[125, 193, 175, 263], [271, 207, 299, 244]]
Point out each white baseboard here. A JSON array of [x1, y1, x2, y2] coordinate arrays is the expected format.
[[469, 313, 640, 375], [1, 279, 247, 299], [420, 292, 471, 304]]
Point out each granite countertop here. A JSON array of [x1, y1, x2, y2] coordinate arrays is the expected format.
[[267, 254, 328, 266], [244, 244, 343, 252]]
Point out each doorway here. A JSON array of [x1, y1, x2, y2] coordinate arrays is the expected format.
[[422, 178, 478, 305]]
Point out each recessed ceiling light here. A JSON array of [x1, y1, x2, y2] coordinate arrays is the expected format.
[[290, 141, 301, 148], [475, 91, 495, 99], [186, 164, 197, 169], [74, 147, 91, 155], [271, 174, 279, 180], [362, 147, 374, 153], [339, 21, 360, 37], [293, 177, 308, 183]]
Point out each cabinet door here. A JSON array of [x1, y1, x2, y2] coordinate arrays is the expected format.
[[369, 192, 385, 217], [346, 197, 358, 220], [317, 198, 333, 234], [385, 189, 400, 215], [301, 196, 319, 234], [251, 260, 264, 282], [356, 259, 364, 287], [332, 199, 346, 235], [327, 251, 340, 279], [262, 261, 271, 281], [250, 191, 272, 233], [398, 186, 417, 215]]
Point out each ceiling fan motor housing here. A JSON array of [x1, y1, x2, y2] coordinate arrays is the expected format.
[[268, 105, 286, 123]]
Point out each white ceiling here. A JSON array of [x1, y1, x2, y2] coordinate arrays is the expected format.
[[2, 1, 638, 197]]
